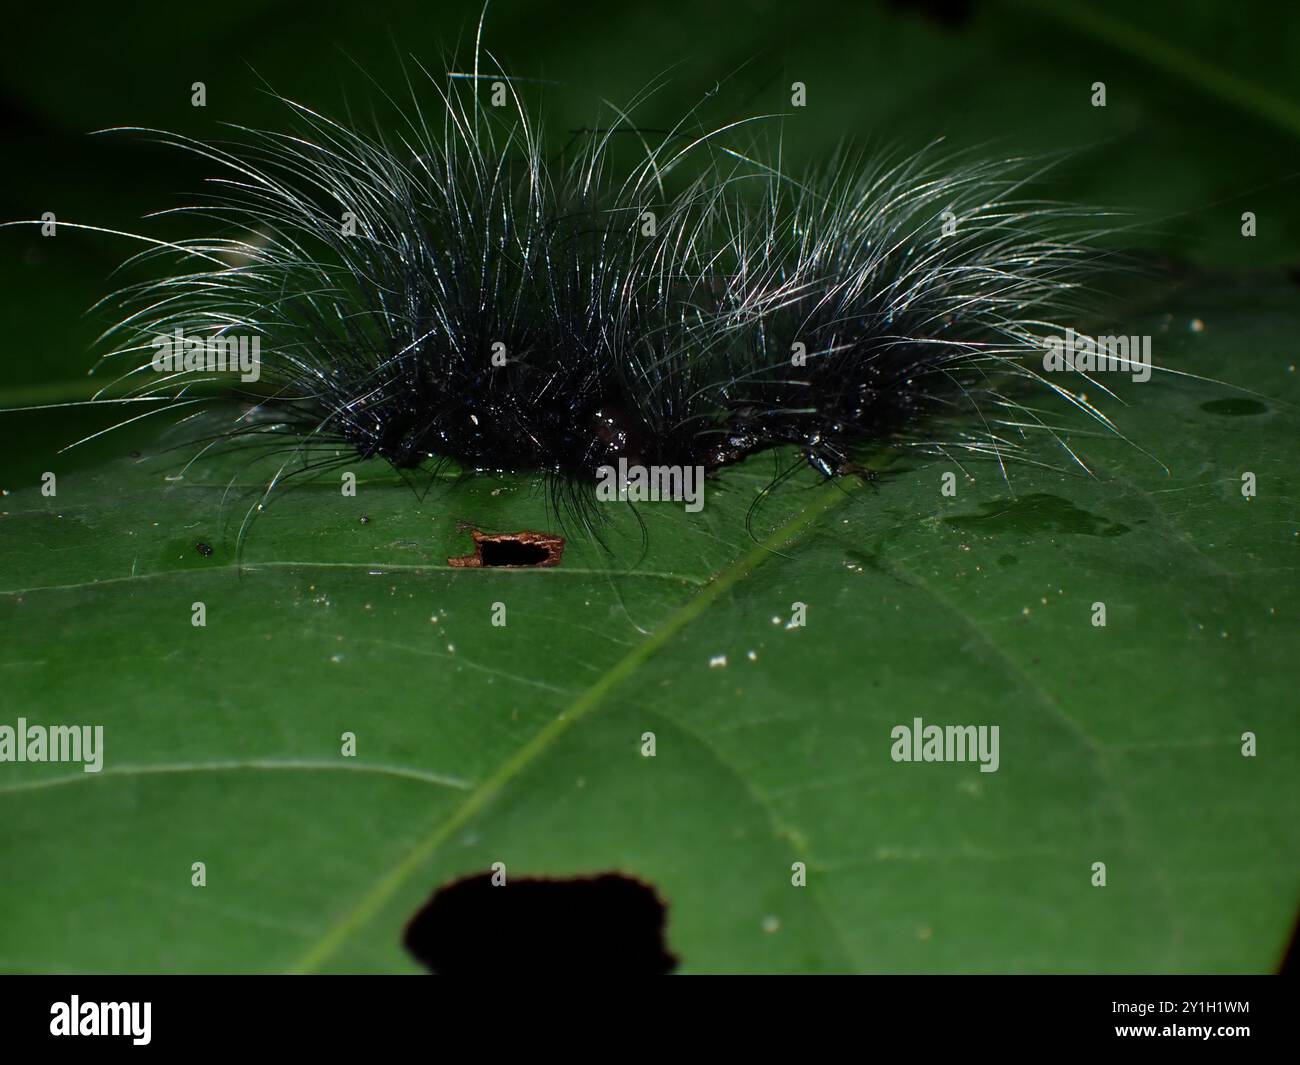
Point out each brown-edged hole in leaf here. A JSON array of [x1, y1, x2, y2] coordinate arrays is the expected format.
[[403, 872, 677, 974], [447, 529, 564, 568]]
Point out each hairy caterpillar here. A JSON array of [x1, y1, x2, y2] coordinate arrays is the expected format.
[[5, 36, 1133, 540]]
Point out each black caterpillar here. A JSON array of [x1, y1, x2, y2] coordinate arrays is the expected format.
[[7, 38, 1125, 533]]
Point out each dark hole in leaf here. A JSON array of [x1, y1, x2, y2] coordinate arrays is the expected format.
[[403, 872, 677, 974], [195, 542, 213, 557], [448, 529, 565, 568], [481, 539, 551, 566]]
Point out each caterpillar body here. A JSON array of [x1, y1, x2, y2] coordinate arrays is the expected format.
[[10, 42, 1127, 535]]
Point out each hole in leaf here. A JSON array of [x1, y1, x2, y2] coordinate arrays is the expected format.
[[447, 529, 565, 569], [403, 872, 677, 974], [480, 539, 550, 566]]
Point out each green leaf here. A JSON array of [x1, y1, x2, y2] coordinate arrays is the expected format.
[[1, 274, 1296, 973]]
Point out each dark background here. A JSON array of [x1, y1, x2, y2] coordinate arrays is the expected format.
[[2, 0, 1298, 480]]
